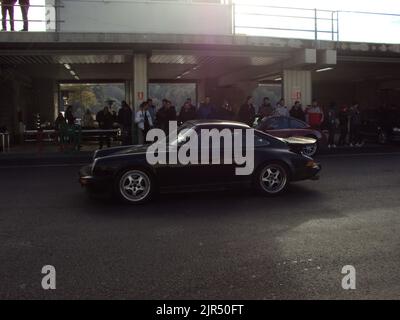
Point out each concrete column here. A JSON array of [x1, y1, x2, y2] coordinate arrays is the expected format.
[[132, 54, 148, 144], [283, 70, 312, 108], [133, 54, 148, 110]]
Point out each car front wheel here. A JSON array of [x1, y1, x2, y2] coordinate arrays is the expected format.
[[255, 163, 289, 195], [116, 169, 154, 204]]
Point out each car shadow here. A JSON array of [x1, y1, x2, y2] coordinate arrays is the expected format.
[[80, 182, 342, 223]]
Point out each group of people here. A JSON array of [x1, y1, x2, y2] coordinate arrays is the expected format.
[[324, 102, 363, 148], [55, 102, 133, 149], [236, 96, 365, 148], [1, 0, 29, 31], [55, 96, 366, 150], [134, 97, 236, 143]]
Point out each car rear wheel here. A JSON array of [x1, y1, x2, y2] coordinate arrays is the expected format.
[[116, 169, 154, 204], [255, 163, 289, 195]]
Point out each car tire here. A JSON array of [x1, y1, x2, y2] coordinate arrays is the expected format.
[[302, 142, 318, 157], [115, 169, 154, 204], [254, 162, 289, 195]]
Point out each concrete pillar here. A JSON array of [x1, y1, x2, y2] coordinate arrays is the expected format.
[[283, 70, 312, 108], [132, 54, 148, 144]]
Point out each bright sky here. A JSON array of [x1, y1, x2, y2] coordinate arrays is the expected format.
[[26, 0, 400, 43]]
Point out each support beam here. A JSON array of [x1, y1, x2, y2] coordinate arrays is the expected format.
[[218, 49, 317, 87], [132, 54, 148, 144]]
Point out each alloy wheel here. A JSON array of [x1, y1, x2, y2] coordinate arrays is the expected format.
[[119, 170, 151, 202], [259, 164, 288, 194]]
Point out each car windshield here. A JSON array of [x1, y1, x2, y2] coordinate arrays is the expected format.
[[168, 127, 197, 147], [152, 123, 196, 147]]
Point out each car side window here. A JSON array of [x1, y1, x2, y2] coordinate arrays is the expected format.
[[290, 119, 307, 129], [254, 133, 271, 147]]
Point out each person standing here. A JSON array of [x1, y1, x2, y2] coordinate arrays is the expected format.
[[117, 101, 133, 145], [178, 100, 196, 125], [147, 98, 157, 125], [197, 96, 214, 119], [290, 101, 305, 121], [237, 96, 256, 127], [258, 97, 274, 119], [210, 99, 234, 121], [82, 109, 94, 128], [338, 105, 349, 146], [306, 99, 324, 129], [135, 101, 153, 144], [156, 99, 176, 133], [325, 102, 338, 148], [96, 106, 114, 149], [349, 102, 363, 147], [65, 105, 75, 126], [274, 98, 290, 117], [18, 0, 29, 31], [1, 0, 16, 31]]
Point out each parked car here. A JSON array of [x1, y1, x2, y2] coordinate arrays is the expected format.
[[256, 116, 327, 156], [79, 120, 321, 204], [359, 110, 400, 144]]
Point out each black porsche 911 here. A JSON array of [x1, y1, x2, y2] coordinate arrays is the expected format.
[[79, 120, 321, 204]]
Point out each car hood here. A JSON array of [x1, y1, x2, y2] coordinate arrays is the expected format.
[[94, 144, 148, 159]]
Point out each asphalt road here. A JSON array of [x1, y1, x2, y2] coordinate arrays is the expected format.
[[1, 152, 400, 299]]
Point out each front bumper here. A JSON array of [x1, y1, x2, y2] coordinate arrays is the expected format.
[[292, 162, 321, 182], [79, 165, 113, 194]]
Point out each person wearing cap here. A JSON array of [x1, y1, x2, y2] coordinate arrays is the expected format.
[[1, 0, 17, 31]]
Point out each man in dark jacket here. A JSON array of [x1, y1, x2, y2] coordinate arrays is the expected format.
[[156, 99, 177, 133], [1, 0, 16, 31], [209, 99, 234, 121], [178, 101, 196, 125], [96, 106, 114, 149], [349, 102, 363, 147], [338, 105, 349, 146], [237, 96, 256, 127], [197, 96, 214, 119], [117, 100, 133, 145], [258, 97, 274, 119], [325, 102, 338, 148], [290, 101, 306, 121]]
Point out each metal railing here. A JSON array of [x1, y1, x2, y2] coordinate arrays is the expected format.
[[233, 3, 400, 44], [234, 3, 339, 42], [1, 1, 400, 44]]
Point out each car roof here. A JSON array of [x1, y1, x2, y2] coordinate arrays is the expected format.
[[186, 120, 250, 129]]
